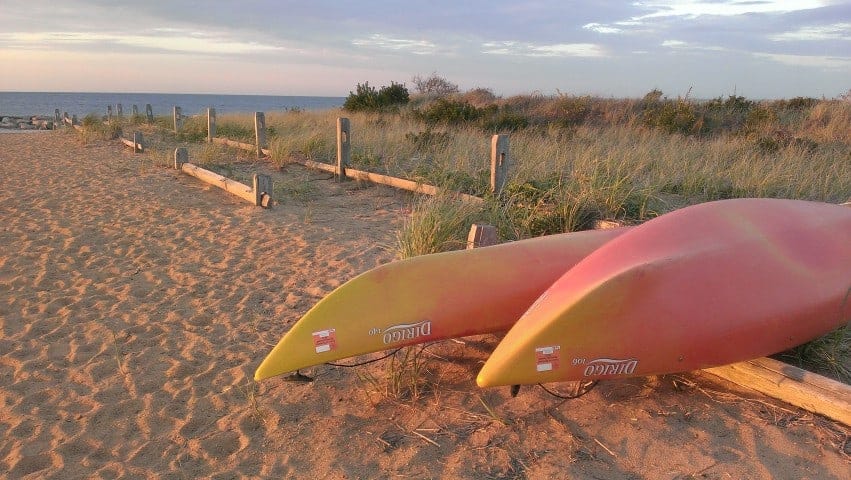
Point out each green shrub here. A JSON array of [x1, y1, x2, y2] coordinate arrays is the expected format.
[[413, 99, 484, 125], [643, 99, 700, 135], [483, 109, 530, 132], [343, 81, 410, 112], [404, 130, 452, 151]]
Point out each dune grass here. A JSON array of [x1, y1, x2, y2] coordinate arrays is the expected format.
[[74, 90, 851, 382]]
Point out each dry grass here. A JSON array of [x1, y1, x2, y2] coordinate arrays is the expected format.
[[66, 92, 851, 382]]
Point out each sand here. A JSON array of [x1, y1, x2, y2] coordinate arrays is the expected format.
[[1, 131, 849, 479]]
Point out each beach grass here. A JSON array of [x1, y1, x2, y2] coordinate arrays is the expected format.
[[67, 90, 851, 382]]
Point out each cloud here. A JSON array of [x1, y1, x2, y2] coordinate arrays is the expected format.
[[632, 0, 826, 20], [754, 52, 851, 69], [482, 41, 606, 58], [351, 34, 438, 55], [583, 23, 623, 34], [584, 0, 829, 36], [660, 39, 727, 52], [0, 29, 292, 57], [770, 22, 851, 41]]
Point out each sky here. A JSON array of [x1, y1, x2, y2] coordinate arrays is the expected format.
[[0, 0, 849, 99]]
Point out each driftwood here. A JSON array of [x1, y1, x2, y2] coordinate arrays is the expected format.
[[120, 132, 144, 153], [705, 357, 851, 426], [174, 148, 271, 208]]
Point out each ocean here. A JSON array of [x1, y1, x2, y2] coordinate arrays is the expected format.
[[0, 92, 345, 118]]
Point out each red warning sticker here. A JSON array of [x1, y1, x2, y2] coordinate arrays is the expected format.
[[535, 345, 560, 372], [312, 329, 337, 354]]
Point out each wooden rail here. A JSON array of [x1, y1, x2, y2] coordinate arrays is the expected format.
[[174, 148, 272, 208], [705, 357, 851, 426], [212, 137, 257, 152], [120, 132, 144, 153]]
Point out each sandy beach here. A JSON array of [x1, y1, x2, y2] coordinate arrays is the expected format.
[[1, 130, 849, 479]]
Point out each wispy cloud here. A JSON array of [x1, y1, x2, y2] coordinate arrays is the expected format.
[[482, 41, 606, 58], [351, 34, 438, 55], [583, 23, 623, 34], [770, 23, 851, 41], [585, 0, 828, 34], [660, 39, 727, 51], [0, 30, 289, 56], [754, 52, 851, 69], [632, 0, 826, 20]]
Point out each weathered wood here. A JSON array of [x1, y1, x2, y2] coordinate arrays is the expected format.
[[133, 132, 143, 153], [273, 151, 483, 204], [145, 104, 154, 123], [346, 167, 483, 204], [174, 147, 188, 169], [704, 357, 851, 426], [490, 134, 510, 194], [254, 112, 266, 158], [117, 104, 123, 117], [212, 137, 256, 152], [173, 106, 182, 133], [107, 105, 113, 124], [594, 220, 624, 230], [175, 148, 270, 208], [466, 224, 499, 249], [132, 105, 139, 116], [53, 109, 60, 130], [253, 174, 273, 208], [336, 117, 351, 182], [207, 107, 216, 142], [120, 132, 144, 153]]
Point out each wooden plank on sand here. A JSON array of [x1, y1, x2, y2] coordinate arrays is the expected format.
[[704, 357, 851, 426], [212, 137, 256, 152]]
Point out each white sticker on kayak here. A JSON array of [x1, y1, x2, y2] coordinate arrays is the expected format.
[[312, 329, 337, 354], [535, 345, 560, 372]]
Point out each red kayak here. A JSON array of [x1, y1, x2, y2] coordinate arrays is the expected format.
[[478, 198, 851, 387]]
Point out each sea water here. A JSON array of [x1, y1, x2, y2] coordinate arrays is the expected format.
[[0, 92, 345, 118]]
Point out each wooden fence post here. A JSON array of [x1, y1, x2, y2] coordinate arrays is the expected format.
[[107, 105, 113, 124], [174, 147, 188, 169], [72, 114, 78, 126], [490, 134, 510, 194], [63, 112, 69, 126], [254, 112, 266, 158], [207, 107, 216, 143], [467, 224, 499, 249], [145, 104, 154, 123], [133, 132, 144, 153], [173, 106, 182, 133], [336, 117, 351, 182], [254, 174, 273, 208], [117, 104, 123, 117], [132, 105, 139, 117], [53, 109, 60, 130]]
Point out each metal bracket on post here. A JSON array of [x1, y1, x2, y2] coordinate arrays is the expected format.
[[467, 224, 498, 249], [173, 106, 182, 133], [174, 147, 188, 169], [490, 134, 510, 195], [208, 107, 216, 143], [336, 117, 351, 182], [254, 174, 273, 208], [254, 112, 266, 158], [133, 132, 144, 153]]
